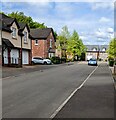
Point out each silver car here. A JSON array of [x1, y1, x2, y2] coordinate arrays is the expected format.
[[32, 57, 52, 65]]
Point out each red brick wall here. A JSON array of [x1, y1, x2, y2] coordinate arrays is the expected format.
[[32, 40, 45, 58], [32, 31, 55, 58], [46, 32, 55, 53]]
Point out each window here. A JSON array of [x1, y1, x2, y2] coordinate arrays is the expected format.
[[35, 39, 38, 45], [92, 48, 97, 51], [50, 39, 52, 48], [24, 31, 27, 43], [12, 27, 16, 38], [102, 48, 106, 51]]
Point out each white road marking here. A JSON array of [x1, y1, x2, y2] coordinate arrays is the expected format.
[[50, 65, 98, 119]]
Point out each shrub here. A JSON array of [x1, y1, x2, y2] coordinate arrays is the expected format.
[[66, 58, 73, 62], [61, 57, 66, 63], [109, 60, 114, 67], [50, 56, 61, 64]]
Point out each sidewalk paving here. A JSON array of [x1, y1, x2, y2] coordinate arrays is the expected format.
[[109, 66, 116, 89], [54, 63, 115, 119]]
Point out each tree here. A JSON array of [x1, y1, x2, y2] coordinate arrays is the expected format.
[[57, 26, 70, 57], [67, 30, 86, 60], [107, 38, 116, 60], [8, 11, 46, 28]]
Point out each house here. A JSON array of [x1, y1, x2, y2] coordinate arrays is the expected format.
[[18, 22, 32, 65], [30, 28, 56, 58], [86, 45, 108, 61], [0, 13, 31, 66]]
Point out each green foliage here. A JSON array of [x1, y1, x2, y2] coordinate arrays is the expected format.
[[109, 60, 114, 66], [67, 30, 86, 58], [57, 25, 70, 57], [8, 11, 46, 28], [50, 56, 61, 64], [61, 57, 66, 63], [107, 38, 116, 60]]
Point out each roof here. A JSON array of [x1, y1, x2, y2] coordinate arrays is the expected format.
[[0, 13, 20, 32], [30, 28, 55, 40], [86, 45, 108, 51], [0, 13, 9, 19], [18, 22, 30, 32], [0, 19, 12, 32], [0, 13, 31, 36], [2, 38, 14, 48]]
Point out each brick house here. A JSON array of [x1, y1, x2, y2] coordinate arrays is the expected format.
[[0, 13, 31, 66], [30, 28, 56, 58], [86, 45, 108, 61]]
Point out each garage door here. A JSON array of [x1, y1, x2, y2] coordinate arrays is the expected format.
[[10, 49, 19, 64], [22, 50, 29, 64], [4, 48, 8, 64]]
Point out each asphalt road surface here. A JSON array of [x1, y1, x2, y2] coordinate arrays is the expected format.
[[54, 63, 115, 119], [2, 62, 115, 119]]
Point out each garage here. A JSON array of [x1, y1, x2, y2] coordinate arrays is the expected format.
[[3, 48, 8, 64], [22, 50, 29, 64], [10, 49, 19, 64]]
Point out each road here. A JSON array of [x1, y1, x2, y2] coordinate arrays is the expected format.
[[2, 62, 115, 119]]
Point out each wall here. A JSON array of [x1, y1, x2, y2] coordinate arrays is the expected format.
[[22, 27, 31, 50], [32, 31, 56, 58], [2, 22, 21, 48], [32, 40, 45, 58]]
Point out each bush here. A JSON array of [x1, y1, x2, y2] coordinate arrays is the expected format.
[[66, 58, 73, 62], [109, 60, 114, 67], [99, 58, 102, 61], [50, 56, 61, 64], [61, 57, 66, 63]]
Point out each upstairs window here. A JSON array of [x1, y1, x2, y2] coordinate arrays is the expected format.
[[35, 39, 38, 45], [12, 27, 16, 38], [24, 31, 27, 43], [92, 48, 97, 51], [50, 39, 52, 48], [102, 48, 106, 51]]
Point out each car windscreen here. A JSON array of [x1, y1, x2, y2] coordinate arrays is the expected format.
[[89, 59, 96, 61], [33, 57, 43, 60]]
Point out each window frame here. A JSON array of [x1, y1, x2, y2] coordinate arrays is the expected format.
[[50, 39, 52, 48], [35, 39, 39, 45], [24, 31, 27, 43], [12, 27, 16, 38]]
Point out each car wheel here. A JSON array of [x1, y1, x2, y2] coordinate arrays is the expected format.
[[32, 61, 35, 65], [44, 62, 47, 65]]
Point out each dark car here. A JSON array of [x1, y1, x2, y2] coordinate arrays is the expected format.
[[88, 58, 98, 66]]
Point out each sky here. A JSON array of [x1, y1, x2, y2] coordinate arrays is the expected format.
[[0, 0, 115, 45]]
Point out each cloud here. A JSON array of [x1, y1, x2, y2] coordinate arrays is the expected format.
[[1, 0, 115, 2], [95, 31, 107, 39], [108, 33, 114, 39], [99, 17, 110, 23], [1, 2, 114, 45], [107, 27, 113, 33], [91, 2, 114, 10], [79, 36, 87, 40]]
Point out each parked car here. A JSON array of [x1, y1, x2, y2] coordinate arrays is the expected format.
[[32, 57, 52, 65], [88, 58, 98, 66]]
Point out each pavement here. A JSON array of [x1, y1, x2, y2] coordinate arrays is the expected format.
[[54, 63, 115, 119], [109, 66, 116, 89]]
